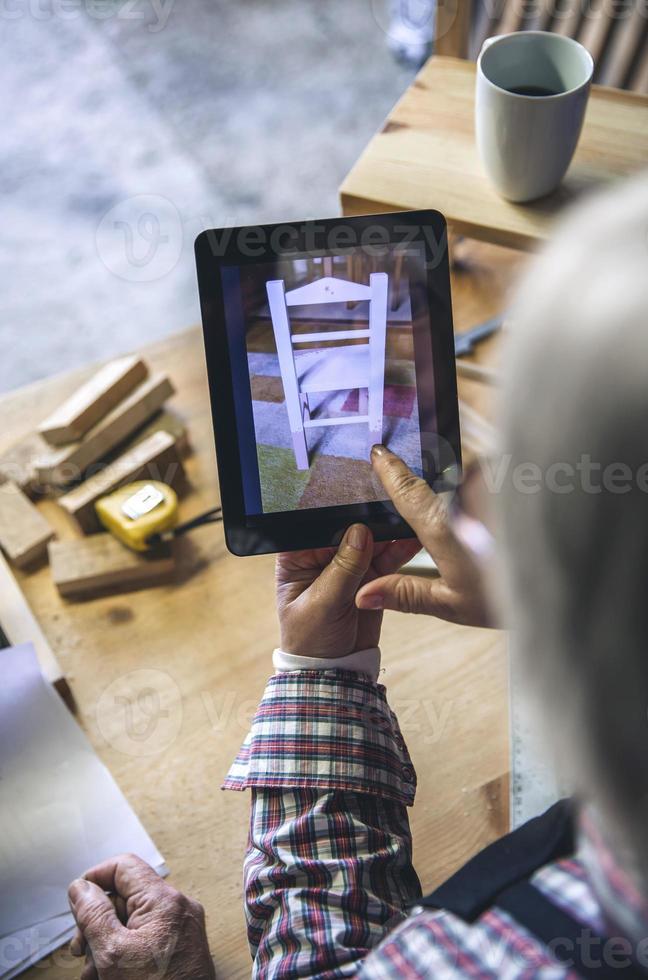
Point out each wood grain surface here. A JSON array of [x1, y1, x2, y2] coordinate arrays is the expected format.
[[2, 239, 520, 978]]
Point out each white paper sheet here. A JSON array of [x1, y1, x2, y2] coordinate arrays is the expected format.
[[0, 913, 75, 980], [0, 643, 166, 973]]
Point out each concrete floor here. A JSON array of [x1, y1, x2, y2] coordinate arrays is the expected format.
[[1, 1, 413, 393]]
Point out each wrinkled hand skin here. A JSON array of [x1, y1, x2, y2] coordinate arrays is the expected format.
[[276, 446, 493, 662], [276, 521, 421, 658], [68, 853, 216, 980], [355, 446, 493, 628]]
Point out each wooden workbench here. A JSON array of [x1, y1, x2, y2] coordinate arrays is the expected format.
[[341, 56, 648, 251], [3, 239, 517, 979]]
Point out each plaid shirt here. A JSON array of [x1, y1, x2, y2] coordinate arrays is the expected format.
[[224, 669, 644, 978]]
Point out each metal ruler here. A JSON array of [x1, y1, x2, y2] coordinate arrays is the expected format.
[[509, 646, 564, 828], [402, 560, 562, 828]]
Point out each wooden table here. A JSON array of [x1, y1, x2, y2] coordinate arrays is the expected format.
[[2, 239, 518, 979], [341, 56, 648, 251]]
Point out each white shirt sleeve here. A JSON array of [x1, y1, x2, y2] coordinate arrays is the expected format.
[[272, 647, 381, 682]]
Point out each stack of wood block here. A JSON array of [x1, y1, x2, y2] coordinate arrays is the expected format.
[[0, 354, 190, 599]]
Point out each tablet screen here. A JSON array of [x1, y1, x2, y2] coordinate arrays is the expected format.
[[196, 211, 460, 555], [220, 242, 437, 516]]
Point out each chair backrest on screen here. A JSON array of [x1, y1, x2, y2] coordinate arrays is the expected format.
[[266, 272, 388, 470]]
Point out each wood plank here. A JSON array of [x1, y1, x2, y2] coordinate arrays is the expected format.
[[38, 355, 148, 446], [0, 429, 52, 495], [0, 481, 56, 568], [295, 330, 371, 343], [0, 550, 70, 704], [553, 0, 584, 38], [527, 0, 557, 33], [459, 398, 499, 456], [435, 0, 472, 59], [58, 429, 185, 533], [303, 415, 369, 428], [35, 374, 175, 487], [133, 408, 191, 456], [497, 0, 528, 36], [286, 276, 371, 305], [49, 535, 175, 599], [473, 1, 503, 56], [600, 4, 647, 89], [456, 360, 501, 386], [631, 42, 648, 93], [340, 56, 648, 251], [578, 0, 616, 67], [0, 409, 188, 500]]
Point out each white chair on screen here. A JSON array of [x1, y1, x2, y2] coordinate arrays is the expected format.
[[266, 273, 388, 471]]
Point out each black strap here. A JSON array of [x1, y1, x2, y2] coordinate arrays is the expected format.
[[496, 880, 648, 978], [417, 798, 648, 978], [418, 799, 575, 921]]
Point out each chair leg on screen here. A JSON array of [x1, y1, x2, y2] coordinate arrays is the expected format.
[[292, 429, 310, 471], [368, 424, 383, 454]]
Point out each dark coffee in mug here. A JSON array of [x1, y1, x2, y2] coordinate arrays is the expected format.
[[506, 84, 563, 97]]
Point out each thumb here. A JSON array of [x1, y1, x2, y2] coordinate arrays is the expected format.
[[319, 524, 373, 603], [68, 878, 125, 951]]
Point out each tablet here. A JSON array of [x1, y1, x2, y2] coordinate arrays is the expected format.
[[195, 210, 461, 556]]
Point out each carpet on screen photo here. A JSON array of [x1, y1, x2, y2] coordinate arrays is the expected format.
[[247, 343, 424, 513]]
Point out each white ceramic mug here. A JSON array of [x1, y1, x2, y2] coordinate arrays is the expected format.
[[475, 31, 594, 203]]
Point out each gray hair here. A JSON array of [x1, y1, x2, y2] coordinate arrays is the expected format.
[[499, 171, 648, 880]]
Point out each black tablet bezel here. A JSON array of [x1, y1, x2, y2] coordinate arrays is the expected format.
[[195, 210, 461, 556]]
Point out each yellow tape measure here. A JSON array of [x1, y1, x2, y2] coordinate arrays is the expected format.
[[95, 481, 179, 552], [95, 482, 222, 552]]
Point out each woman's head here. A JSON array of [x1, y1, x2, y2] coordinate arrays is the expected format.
[[500, 172, 648, 874]]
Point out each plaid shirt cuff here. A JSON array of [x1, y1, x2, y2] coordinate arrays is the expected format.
[[223, 670, 416, 806]]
